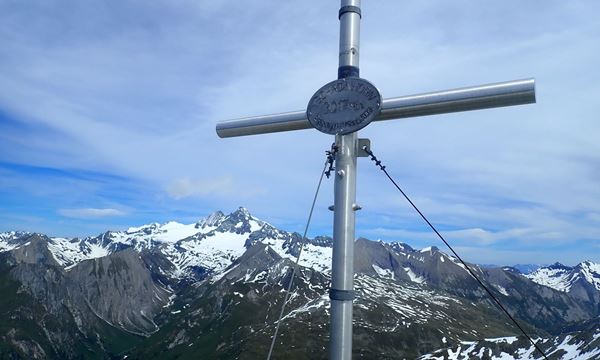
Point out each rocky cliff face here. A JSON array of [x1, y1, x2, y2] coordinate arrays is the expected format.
[[1, 234, 171, 358], [66, 249, 170, 335]]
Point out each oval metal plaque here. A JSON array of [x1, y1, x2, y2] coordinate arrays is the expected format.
[[307, 77, 382, 135]]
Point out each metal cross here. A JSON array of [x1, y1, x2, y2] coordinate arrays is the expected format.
[[216, 1, 535, 359]]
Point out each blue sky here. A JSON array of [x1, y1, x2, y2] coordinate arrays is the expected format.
[[1, 1, 599, 265]]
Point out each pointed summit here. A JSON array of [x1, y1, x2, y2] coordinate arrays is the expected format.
[[230, 206, 251, 219], [578, 260, 600, 270], [547, 262, 571, 270], [212, 207, 263, 235], [196, 210, 226, 229]]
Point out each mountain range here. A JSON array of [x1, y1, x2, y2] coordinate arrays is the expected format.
[[1, 207, 599, 359]]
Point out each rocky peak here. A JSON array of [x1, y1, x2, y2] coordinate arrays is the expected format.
[[7, 234, 60, 267], [0, 230, 30, 240], [0, 231, 33, 252], [126, 223, 161, 235], [215, 207, 262, 234], [195, 210, 226, 229], [228, 207, 252, 221], [388, 241, 414, 254], [548, 262, 572, 271], [578, 261, 600, 272]]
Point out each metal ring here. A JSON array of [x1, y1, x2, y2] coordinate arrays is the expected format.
[[338, 65, 360, 79], [338, 5, 361, 19], [329, 289, 355, 301]]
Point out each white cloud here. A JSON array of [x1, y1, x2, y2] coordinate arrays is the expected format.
[[165, 176, 267, 200], [58, 208, 126, 218], [166, 176, 235, 199]]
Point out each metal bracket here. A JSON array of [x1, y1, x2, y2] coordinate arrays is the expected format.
[[357, 138, 371, 157], [329, 204, 361, 211], [329, 289, 355, 301]]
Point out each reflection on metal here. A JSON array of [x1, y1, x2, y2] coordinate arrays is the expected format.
[[378, 78, 535, 121], [215, 78, 535, 138], [307, 78, 382, 135]]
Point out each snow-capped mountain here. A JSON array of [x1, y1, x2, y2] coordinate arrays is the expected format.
[[0, 208, 490, 290], [15, 207, 332, 279], [526, 261, 600, 293], [0, 231, 33, 252]]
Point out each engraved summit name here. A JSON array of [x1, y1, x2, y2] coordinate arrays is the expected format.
[[311, 107, 375, 132], [312, 79, 379, 108], [308, 78, 381, 134]]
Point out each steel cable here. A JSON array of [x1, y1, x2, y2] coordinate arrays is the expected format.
[[266, 152, 331, 360], [363, 146, 549, 360]]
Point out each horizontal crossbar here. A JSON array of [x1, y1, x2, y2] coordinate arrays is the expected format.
[[216, 78, 535, 138]]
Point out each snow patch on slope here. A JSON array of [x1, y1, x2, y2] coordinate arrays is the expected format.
[[372, 264, 395, 279], [47, 237, 109, 269], [262, 238, 331, 273], [404, 267, 426, 284]]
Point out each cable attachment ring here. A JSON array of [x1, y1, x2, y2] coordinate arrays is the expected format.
[[325, 144, 339, 178]]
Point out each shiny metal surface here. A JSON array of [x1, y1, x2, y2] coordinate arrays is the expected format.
[[339, 2, 360, 68], [307, 77, 382, 135], [216, 79, 536, 138], [330, 1, 361, 359], [377, 78, 535, 121], [330, 132, 357, 360], [216, 110, 308, 138]]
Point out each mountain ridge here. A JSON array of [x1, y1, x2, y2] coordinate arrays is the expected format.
[[1, 207, 599, 359]]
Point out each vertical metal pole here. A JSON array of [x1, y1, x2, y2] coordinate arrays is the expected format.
[[330, 1, 360, 359], [330, 133, 357, 360]]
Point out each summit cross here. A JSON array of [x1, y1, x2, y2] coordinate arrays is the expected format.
[[215, 1, 536, 359]]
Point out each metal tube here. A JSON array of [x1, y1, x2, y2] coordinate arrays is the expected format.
[[215, 79, 535, 138], [338, 0, 360, 69], [330, 133, 357, 360], [377, 78, 536, 121], [215, 110, 307, 138], [330, 1, 360, 359]]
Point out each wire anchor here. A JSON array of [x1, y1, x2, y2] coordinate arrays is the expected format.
[[325, 143, 338, 178]]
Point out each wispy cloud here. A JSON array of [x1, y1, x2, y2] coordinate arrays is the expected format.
[[58, 208, 126, 219], [166, 176, 235, 199]]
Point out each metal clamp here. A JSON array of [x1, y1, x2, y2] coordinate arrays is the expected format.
[[338, 5, 361, 19], [329, 289, 355, 301], [357, 138, 371, 157]]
